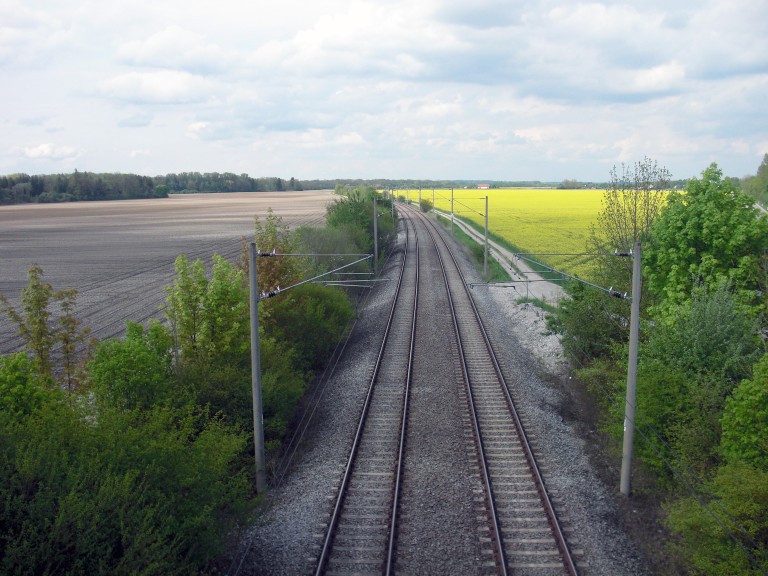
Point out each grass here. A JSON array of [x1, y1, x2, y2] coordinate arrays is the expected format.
[[404, 188, 605, 279], [436, 213, 511, 282]]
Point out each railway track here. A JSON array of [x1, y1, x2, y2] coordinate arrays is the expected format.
[[315, 204, 578, 574], [407, 204, 578, 575], [315, 219, 418, 574]]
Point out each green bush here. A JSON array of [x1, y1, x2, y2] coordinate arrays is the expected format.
[[0, 400, 249, 575], [666, 462, 768, 576], [721, 354, 768, 471]]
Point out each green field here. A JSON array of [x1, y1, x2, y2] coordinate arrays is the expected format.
[[401, 188, 604, 278]]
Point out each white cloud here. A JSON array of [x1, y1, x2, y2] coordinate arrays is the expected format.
[[99, 70, 217, 104], [23, 143, 81, 160], [117, 26, 234, 74], [0, 0, 766, 180]]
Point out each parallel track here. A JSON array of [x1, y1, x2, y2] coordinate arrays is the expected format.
[[315, 219, 419, 574], [405, 204, 578, 576]]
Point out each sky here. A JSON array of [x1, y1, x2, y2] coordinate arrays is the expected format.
[[1, 0, 767, 182]]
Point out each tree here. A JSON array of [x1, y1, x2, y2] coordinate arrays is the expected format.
[[89, 321, 173, 411], [742, 153, 768, 205], [240, 208, 304, 293], [57, 288, 93, 397], [644, 163, 768, 319], [165, 254, 208, 359], [0, 353, 58, 417], [553, 158, 670, 361], [633, 284, 761, 476], [666, 461, 768, 576], [0, 266, 90, 385], [266, 283, 355, 372], [0, 265, 57, 376], [591, 157, 670, 287], [720, 354, 768, 471]]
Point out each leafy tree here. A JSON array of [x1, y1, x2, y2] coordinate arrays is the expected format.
[[548, 280, 625, 363], [165, 254, 208, 359], [644, 163, 768, 319], [89, 321, 173, 411], [553, 158, 670, 365], [57, 288, 94, 397], [0, 402, 249, 575], [199, 254, 249, 362], [326, 188, 396, 258], [595, 157, 669, 259], [721, 354, 768, 471], [240, 208, 304, 294], [633, 284, 761, 476], [0, 353, 58, 417], [0, 265, 57, 376], [666, 461, 768, 576], [266, 284, 355, 372], [0, 266, 91, 387], [742, 153, 768, 205]]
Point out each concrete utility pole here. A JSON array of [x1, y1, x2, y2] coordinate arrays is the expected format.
[[373, 196, 378, 276], [248, 242, 267, 493], [484, 196, 489, 278], [451, 188, 454, 234], [620, 242, 642, 496]]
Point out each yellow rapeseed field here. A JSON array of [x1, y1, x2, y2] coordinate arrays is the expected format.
[[401, 188, 605, 278]]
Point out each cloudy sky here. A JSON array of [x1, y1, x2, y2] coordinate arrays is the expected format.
[[2, 0, 766, 182]]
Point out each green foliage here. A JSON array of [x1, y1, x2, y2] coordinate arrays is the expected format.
[[742, 153, 768, 206], [0, 353, 57, 417], [1, 266, 92, 389], [166, 254, 249, 365], [89, 322, 173, 411], [259, 335, 306, 439], [326, 190, 396, 258], [0, 401, 249, 575], [244, 208, 304, 293], [266, 284, 354, 372], [165, 254, 208, 360], [294, 224, 371, 277], [419, 198, 433, 212], [0, 265, 57, 376], [633, 285, 761, 476], [549, 280, 626, 363], [721, 354, 768, 471], [666, 461, 768, 576], [645, 163, 768, 319]]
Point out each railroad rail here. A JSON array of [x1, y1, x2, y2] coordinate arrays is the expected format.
[[315, 219, 419, 574], [405, 203, 578, 575]]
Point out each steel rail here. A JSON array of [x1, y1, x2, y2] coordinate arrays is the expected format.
[[314, 217, 417, 575], [408, 205, 509, 574], [407, 203, 578, 575]]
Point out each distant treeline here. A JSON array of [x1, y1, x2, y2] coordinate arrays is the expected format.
[[0, 172, 580, 205], [5, 168, 748, 206], [0, 171, 311, 204]]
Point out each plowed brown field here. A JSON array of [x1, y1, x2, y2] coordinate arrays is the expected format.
[[0, 190, 334, 355]]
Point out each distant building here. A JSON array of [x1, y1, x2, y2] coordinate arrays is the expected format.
[[477, 183, 490, 189]]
